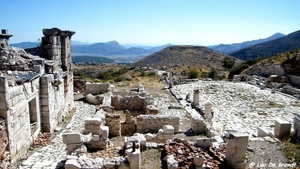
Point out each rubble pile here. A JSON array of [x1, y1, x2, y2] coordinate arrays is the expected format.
[[32, 133, 52, 148], [162, 138, 228, 169]]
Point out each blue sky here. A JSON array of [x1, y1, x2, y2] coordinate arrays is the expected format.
[[1, 0, 300, 46]]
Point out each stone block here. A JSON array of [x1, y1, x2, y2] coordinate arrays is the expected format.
[[193, 156, 203, 167], [65, 159, 81, 169], [162, 125, 175, 134], [144, 133, 155, 141], [225, 132, 248, 169], [66, 143, 82, 155], [0, 77, 9, 93], [274, 119, 291, 139], [294, 114, 300, 138], [100, 126, 109, 140], [62, 133, 82, 144], [257, 127, 269, 137], [156, 134, 174, 140], [195, 138, 212, 147], [157, 129, 164, 135]]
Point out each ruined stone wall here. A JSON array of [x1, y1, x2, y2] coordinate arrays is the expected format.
[[86, 83, 112, 95], [40, 73, 69, 132], [105, 113, 121, 137], [0, 77, 41, 163], [136, 115, 180, 133], [111, 95, 147, 110], [0, 118, 8, 161], [287, 75, 300, 88], [246, 65, 285, 77]]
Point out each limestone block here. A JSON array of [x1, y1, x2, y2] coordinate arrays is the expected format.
[[274, 119, 291, 139], [65, 159, 81, 169], [257, 127, 269, 137], [193, 156, 203, 167], [100, 126, 109, 140], [158, 129, 164, 135], [225, 132, 248, 169], [133, 133, 147, 150], [164, 155, 178, 169], [145, 105, 159, 114], [156, 134, 174, 141], [163, 125, 175, 134], [0, 77, 9, 93], [85, 93, 103, 105], [127, 149, 141, 169], [195, 138, 212, 147], [62, 133, 82, 144], [66, 143, 83, 155], [294, 114, 300, 138], [144, 133, 155, 141]]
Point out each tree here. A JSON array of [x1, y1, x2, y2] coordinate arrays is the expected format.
[[187, 67, 199, 79], [222, 57, 235, 70], [208, 68, 217, 79]]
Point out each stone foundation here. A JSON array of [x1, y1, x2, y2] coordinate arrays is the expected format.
[[136, 115, 180, 133]]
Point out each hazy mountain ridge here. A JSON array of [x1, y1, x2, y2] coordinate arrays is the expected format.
[[209, 33, 285, 54], [133, 45, 242, 69], [230, 30, 300, 60]]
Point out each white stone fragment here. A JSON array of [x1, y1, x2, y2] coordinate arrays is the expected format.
[[162, 125, 175, 134]]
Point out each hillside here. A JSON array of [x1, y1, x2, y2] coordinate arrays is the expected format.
[[133, 45, 241, 70], [209, 33, 285, 54], [230, 30, 300, 60]]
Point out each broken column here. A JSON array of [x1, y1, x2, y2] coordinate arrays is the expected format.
[[125, 136, 141, 169], [205, 102, 212, 122], [169, 72, 172, 88], [274, 119, 291, 140], [225, 132, 248, 169], [193, 89, 200, 107]]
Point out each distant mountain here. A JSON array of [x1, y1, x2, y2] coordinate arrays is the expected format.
[[11, 42, 39, 48], [209, 33, 285, 54], [133, 45, 242, 69], [72, 41, 171, 57], [230, 30, 300, 60]]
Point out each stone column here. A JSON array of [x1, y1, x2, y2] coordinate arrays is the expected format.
[[205, 102, 212, 122], [193, 89, 200, 107], [225, 132, 249, 169], [169, 72, 172, 88]]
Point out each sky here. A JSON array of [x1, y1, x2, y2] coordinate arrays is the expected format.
[[1, 0, 300, 46]]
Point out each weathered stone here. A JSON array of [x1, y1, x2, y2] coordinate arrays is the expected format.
[[274, 119, 291, 139], [194, 138, 212, 147], [62, 133, 81, 144], [65, 159, 81, 169], [162, 125, 175, 134], [257, 127, 269, 137]]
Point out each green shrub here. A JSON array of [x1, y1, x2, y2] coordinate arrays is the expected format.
[[187, 67, 199, 79], [208, 68, 217, 79], [147, 71, 156, 76]]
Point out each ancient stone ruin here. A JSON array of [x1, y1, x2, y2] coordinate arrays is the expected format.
[[0, 28, 75, 163]]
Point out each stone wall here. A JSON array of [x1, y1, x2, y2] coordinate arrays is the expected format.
[[136, 115, 180, 133], [0, 118, 8, 161], [85, 82, 113, 95], [105, 113, 121, 137], [246, 65, 285, 77], [287, 74, 300, 88], [111, 95, 148, 110], [0, 77, 41, 162]]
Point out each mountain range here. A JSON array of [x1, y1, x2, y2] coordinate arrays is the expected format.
[[11, 30, 300, 64], [208, 33, 285, 54], [229, 30, 300, 60]]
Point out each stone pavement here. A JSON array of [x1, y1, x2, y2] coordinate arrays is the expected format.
[[172, 81, 298, 138], [20, 101, 96, 169]]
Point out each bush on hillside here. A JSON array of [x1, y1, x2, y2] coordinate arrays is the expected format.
[[187, 67, 199, 79]]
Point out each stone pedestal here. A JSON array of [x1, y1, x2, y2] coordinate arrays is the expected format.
[[205, 102, 212, 122], [274, 119, 291, 139], [127, 149, 141, 169], [225, 132, 248, 169], [193, 89, 200, 107]]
